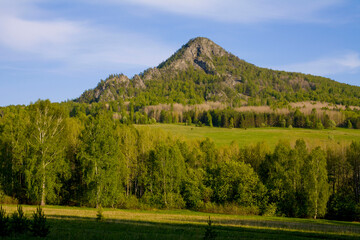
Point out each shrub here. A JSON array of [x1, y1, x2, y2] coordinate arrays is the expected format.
[[0, 206, 10, 236], [203, 216, 217, 240], [116, 195, 142, 209], [0, 189, 18, 205], [30, 206, 50, 237], [150, 117, 157, 124], [316, 121, 324, 130], [11, 205, 29, 234], [262, 203, 277, 217], [96, 206, 104, 222], [328, 120, 336, 129]]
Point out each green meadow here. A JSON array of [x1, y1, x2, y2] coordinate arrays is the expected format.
[[2, 205, 360, 240], [136, 124, 360, 149]]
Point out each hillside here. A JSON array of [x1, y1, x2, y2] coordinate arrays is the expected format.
[[77, 37, 360, 106]]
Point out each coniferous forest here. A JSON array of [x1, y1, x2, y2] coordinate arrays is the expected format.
[[1, 100, 360, 221]]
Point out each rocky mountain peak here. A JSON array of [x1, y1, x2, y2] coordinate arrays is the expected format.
[[157, 37, 229, 74], [181, 37, 228, 61]]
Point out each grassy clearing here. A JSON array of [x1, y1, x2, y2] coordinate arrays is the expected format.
[[136, 124, 360, 149], [2, 205, 360, 239]]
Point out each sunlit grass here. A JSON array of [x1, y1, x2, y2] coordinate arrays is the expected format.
[[136, 124, 360, 149], [2, 205, 360, 239]]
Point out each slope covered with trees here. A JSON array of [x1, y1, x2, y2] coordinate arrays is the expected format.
[[77, 37, 360, 107], [1, 100, 360, 220]]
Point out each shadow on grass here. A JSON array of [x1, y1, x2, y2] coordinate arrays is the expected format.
[[3, 215, 360, 240], [166, 217, 360, 235]]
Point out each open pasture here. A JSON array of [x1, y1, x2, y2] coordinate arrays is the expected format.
[[2, 205, 360, 239], [136, 124, 360, 149]]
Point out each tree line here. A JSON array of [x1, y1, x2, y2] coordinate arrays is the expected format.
[[1, 100, 360, 220], [67, 100, 360, 129]]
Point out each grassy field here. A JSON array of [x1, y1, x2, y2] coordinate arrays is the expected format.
[[2, 205, 360, 239], [135, 124, 360, 149]]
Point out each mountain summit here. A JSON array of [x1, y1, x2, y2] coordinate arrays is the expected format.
[[157, 37, 228, 73], [77, 37, 360, 106]]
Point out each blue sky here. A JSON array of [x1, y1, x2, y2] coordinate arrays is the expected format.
[[0, 0, 359, 106]]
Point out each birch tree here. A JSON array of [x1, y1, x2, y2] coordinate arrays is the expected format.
[[78, 111, 123, 208], [303, 147, 330, 219], [27, 100, 68, 206]]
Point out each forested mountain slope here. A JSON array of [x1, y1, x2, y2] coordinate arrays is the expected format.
[[77, 37, 360, 107]]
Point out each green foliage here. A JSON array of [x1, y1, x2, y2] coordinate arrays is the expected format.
[[11, 205, 29, 234], [26, 100, 69, 205], [186, 115, 192, 125], [207, 112, 213, 127], [78, 111, 124, 208], [260, 140, 328, 218], [151, 108, 353, 130], [262, 203, 277, 217], [303, 147, 329, 219], [0, 106, 29, 203], [1, 100, 360, 221], [315, 121, 324, 130], [0, 206, 10, 236], [328, 120, 336, 129], [145, 142, 186, 208], [209, 160, 266, 208], [347, 141, 360, 203], [261, 141, 294, 215], [96, 206, 104, 222], [30, 206, 50, 237], [326, 191, 360, 221]]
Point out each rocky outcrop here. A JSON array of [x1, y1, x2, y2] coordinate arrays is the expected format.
[[157, 37, 228, 74], [132, 75, 146, 89]]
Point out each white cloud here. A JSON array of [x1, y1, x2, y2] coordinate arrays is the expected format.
[[0, 15, 79, 53], [104, 0, 343, 23], [0, 0, 173, 70], [278, 53, 360, 76]]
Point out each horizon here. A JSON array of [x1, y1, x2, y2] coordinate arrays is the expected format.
[[1, 0, 360, 106]]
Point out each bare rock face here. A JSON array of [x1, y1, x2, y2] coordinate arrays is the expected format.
[[223, 74, 242, 87], [142, 67, 162, 81], [180, 37, 227, 62], [105, 75, 130, 88], [116, 75, 131, 84], [132, 74, 146, 89], [158, 37, 228, 74]]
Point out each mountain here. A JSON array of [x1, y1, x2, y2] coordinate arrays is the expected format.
[[77, 37, 360, 106]]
